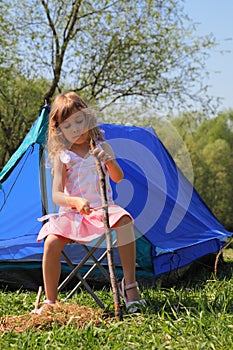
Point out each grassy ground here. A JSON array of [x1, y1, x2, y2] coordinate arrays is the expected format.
[[1, 250, 233, 350]]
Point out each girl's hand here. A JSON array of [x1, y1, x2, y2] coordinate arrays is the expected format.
[[92, 147, 113, 164], [72, 198, 91, 215], [92, 143, 124, 183]]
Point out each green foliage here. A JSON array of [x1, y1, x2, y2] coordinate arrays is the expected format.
[[0, 68, 50, 169], [0, 2, 18, 67], [172, 110, 233, 230]]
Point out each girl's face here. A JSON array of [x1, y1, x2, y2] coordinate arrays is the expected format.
[[59, 111, 89, 145]]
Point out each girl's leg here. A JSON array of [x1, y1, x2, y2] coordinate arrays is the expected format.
[[113, 216, 141, 302], [42, 234, 71, 302]]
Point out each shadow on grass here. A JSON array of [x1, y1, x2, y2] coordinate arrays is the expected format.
[[143, 251, 233, 290], [138, 251, 233, 317]]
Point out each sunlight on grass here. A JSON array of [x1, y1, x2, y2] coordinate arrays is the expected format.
[[223, 248, 233, 261]]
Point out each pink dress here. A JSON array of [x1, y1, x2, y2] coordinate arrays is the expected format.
[[37, 148, 132, 243]]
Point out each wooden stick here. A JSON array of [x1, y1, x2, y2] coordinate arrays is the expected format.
[[214, 237, 233, 277], [90, 139, 123, 321], [34, 286, 43, 312]]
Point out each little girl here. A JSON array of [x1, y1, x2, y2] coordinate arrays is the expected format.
[[36, 92, 146, 313]]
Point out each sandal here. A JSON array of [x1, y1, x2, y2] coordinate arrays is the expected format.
[[118, 278, 146, 313], [30, 299, 55, 315]]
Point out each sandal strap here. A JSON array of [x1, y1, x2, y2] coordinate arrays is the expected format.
[[124, 281, 138, 291], [42, 299, 55, 305]]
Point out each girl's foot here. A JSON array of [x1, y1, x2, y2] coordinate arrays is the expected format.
[[118, 278, 146, 313], [31, 299, 55, 315]]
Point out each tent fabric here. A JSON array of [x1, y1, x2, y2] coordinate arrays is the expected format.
[[0, 107, 50, 268], [101, 124, 231, 274], [0, 106, 231, 286]]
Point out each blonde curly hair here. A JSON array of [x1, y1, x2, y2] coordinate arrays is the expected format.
[[48, 92, 104, 159]]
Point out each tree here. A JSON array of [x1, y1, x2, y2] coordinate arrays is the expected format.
[[181, 111, 233, 230], [0, 2, 17, 68], [2, 0, 217, 112], [202, 139, 233, 229], [0, 69, 49, 169]]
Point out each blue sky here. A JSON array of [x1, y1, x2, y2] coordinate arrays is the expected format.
[[184, 0, 233, 110]]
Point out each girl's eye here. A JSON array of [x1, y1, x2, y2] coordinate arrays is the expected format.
[[76, 118, 84, 124], [63, 123, 71, 129]]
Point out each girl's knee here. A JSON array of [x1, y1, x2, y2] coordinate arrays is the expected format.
[[113, 215, 133, 229], [44, 235, 68, 254]]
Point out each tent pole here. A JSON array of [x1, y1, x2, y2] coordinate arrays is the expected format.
[[39, 146, 48, 217]]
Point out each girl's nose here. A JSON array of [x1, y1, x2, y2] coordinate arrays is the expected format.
[[71, 125, 78, 134]]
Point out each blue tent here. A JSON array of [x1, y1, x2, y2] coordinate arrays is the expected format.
[[0, 106, 231, 289]]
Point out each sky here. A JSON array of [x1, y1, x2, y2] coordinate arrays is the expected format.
[[184, 0, 233, 110]]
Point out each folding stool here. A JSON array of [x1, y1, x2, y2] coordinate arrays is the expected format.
[[58, 233, 117, 309]]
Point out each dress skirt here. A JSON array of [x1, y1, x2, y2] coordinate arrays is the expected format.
[[37, 204, 133, 244]]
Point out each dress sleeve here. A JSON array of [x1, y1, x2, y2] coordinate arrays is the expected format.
[[60, 150, 71, 164]]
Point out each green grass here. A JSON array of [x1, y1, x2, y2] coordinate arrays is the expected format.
[[1, 252, 233, 350]]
